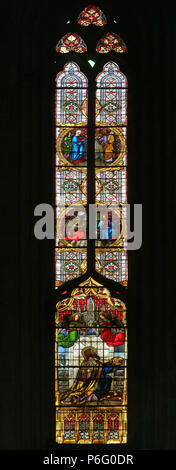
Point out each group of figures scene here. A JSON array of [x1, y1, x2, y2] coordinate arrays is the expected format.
[[56, 126, 126, 167], [95, 126, 126, 166], [55, 280, 127, 443], [55, 162, 127, 284], [56, 206, 126, 248], [55, 282, 127, 407], [57, 128, 87, 165]]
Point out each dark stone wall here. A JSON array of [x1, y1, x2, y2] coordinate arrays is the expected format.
[[0, 0, 175, 450]]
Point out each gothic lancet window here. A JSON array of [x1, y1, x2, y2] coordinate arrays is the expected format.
[[55, 6, 128, 444], [55, 62, 88, 285], [95, 62, 128, 286]]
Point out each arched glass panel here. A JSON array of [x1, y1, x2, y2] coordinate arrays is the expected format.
[[55, 62, 88, 286], [95, 62, 128, 285]]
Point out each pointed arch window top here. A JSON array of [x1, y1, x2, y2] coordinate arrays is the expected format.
[[56, 62, 88, 88], [96, 61, 127, 89], [77, 5, 107, 26], [56, 33, 87, 53], [96, 32, 127, 53]]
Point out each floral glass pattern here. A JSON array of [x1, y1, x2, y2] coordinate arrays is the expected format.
[[56, 33, 87, 53], [96, 32, 127, 53], [77, 5, 107, 26]]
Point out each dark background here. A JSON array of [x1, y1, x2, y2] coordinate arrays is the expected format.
[[0, 0, 176, 451]]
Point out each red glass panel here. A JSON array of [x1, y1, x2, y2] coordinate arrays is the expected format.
[[56, 33, 87, 53], [96, 32, 127, 53], [77, 5, 107, 26]]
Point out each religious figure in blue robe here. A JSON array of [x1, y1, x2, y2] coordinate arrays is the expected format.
[[71, 130, 85, 162]]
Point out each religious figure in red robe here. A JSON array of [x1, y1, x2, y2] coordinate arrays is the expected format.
[[99, 311, 125, 347]]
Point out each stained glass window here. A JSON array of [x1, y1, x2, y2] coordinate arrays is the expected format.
[[95, 61, 128, 285], [56, 33, 87, 54], [55, 62, 88, 286], [77, 5, 107, 26], [96, 33, 127, 53], [55, 9, 128, 445], [55, 278, 127, 444]]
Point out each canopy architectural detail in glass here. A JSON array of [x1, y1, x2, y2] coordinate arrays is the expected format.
[[56, 33, 87, 53], [77, 5, 107, 26]]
